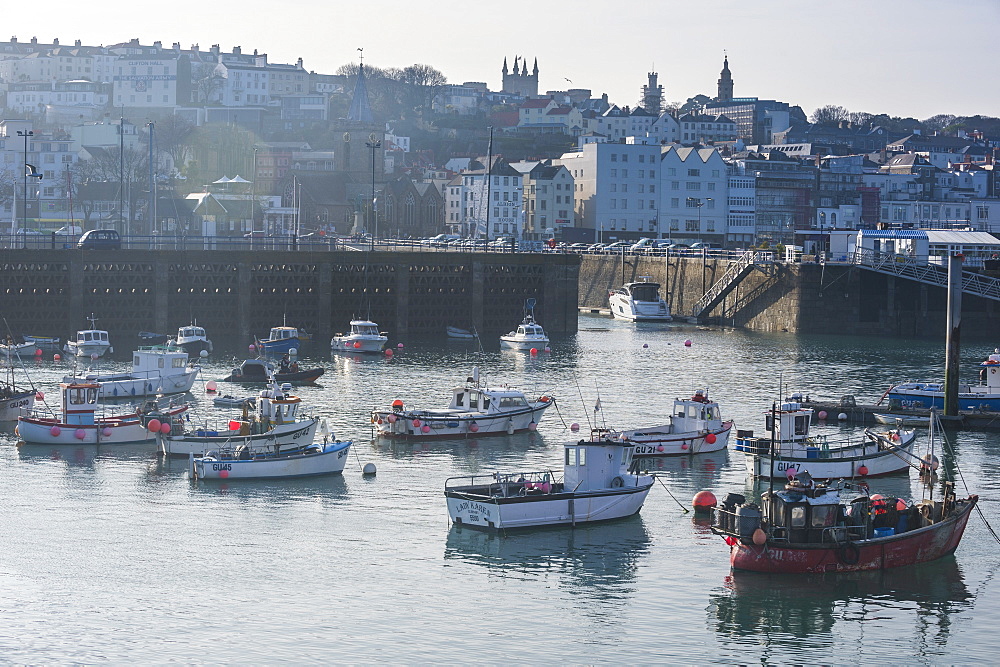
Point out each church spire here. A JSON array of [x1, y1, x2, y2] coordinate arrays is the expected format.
[[503, 57, 508, 75], [348, 62, 374, 123], [716, 52, 734, 103]]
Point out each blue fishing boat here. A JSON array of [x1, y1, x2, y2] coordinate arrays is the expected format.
[[886, 348, 1000, 411], [258, 325, 307, 355]]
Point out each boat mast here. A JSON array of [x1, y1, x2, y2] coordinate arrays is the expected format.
[[483, 126, 493, 240]]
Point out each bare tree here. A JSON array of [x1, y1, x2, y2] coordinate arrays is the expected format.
[[810, 105, 851, 124], [849, 111, 875, 127], [922, 114, 958, 133], [397, 64, 447, 119], [154, 115, 196, 174]]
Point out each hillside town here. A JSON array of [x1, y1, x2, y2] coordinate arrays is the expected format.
[[0, 35, 997, 253]]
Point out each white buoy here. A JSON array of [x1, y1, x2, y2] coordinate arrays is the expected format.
[[289, 348, 297, 356], [200, 349, 209, 358], [362, 462, 377, 475], [838, 412, 848, 421]]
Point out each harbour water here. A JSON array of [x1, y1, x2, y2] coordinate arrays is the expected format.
[[2, 315, 1000, 662]]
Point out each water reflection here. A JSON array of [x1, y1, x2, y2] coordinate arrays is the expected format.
[[16, 441, 159, 467], [368, 430, 551, 469], [187, 468, 352, 505], [709, 557, 972, 649]]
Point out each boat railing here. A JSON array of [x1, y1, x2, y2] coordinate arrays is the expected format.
[[445, 470, 560, 497]]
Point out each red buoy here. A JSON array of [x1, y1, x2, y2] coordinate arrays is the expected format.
[[692, 490, 717, 513], [858, 465, 869, 476], [705, 433, 717, 445]]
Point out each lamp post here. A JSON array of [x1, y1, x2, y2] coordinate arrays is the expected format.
[[366, 136, 381, 250], [17, 130, 33, 230]]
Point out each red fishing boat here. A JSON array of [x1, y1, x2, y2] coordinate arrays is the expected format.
[[712, 473, 977, 574]]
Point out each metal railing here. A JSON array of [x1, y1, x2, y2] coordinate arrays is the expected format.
[[691, 250, 774, 318], [851, 248, 1000, 302]]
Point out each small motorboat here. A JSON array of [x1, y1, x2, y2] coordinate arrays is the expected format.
[[0, 376, 35, 421], [597, 389, 733, 456], [212, 394, 253, 408], [712, 472, 978, 573], [0, 340, 35, 358], [372, 366, 554, 438], [23, 335, 60, 351], [16, 382, 188, 445], [63, 346, 200, 399], [500, 299, 549, 351], [258, 324, 307, 355], [331, 319, 387, 353], [885, 348, 1000, 411], [873, 413, 931, 427], [65, 314, 113, 358], [734, 401, 917, 479], [191, 438, 352, 480], [446, 326, 478, 340], [609, 277, 672, 322], [158, 380, 319, 457], [138, 331, 170, 346], [172, 324, 213, 356], [220, 358, 325, 384], [444, 436, 654, 530]]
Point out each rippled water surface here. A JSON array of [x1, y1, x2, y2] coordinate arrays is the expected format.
[[2, 316, 1000, 662]]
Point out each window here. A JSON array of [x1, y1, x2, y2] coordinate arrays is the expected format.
[[671, 182, 679, 190], [611, 154, 618, 162], [707, 183, 715, 191], [686, 182, 701, 191], [685, 219, 699, 232], [671, 198, 679, 208], [688, 168, 700, 176]]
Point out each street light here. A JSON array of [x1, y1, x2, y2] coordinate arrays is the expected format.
[[17, 130, 35, 231], [366, 136, 381, 249]]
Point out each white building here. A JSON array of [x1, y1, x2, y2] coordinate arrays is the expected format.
[[113, 53, 191, 109], [510, 161, 575, 240], [553, 139, 661, 242], [677, 112, 738, 144], [446, 157, 523, 239], [647, 113, 679, 145], [658, 146, 729, 245], [726, 166, 756, 246]]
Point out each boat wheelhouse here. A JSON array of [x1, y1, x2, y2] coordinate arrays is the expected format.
[[258, 326, 306, 355], [331, 320, 387, 353], [173, 324, 213, 356], [64, 346, 199, 398], [65, 314, 112, 358]]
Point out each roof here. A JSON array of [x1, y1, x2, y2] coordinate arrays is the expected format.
[[521, 98, 553, 109], [859, 230, 928, 239], [925, 230, 1000, 246]]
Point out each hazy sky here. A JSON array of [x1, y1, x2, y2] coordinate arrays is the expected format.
[[7, 0, 998, 120]]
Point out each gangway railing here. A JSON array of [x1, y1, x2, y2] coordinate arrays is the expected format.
[[691, 250, 774, 318], [851, 248, 1000, 302]]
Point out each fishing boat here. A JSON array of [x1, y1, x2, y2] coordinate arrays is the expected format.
[[0, 340, 34, 358], [885, 348, 1000, 411], [500, 299, 549, 351], [444, 437, 653, 530], [331, 319, 387, 353], [63, 346, 200, 399], [172, 323, 213, 356], [190, 438, 352, 480], [446, 326, 478, 340], [158, 379, 320, 457], [734, 401, 917, 479], [0, 368, 35, 421], [372, 367, 554, 438], [220, 358, 325, 384], [65, 314, 113, 358], [608, 277, 672, 322], [712, 472, 977, 573], [16, 382, 188, 445], [873, 413, 931, 427], [23, 335, 60, 351], [257, 324, 307, 355], [596, 389, 733, 456], [138, 331, 170, 346]]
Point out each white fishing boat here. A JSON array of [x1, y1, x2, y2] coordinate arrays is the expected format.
[[372, 367, 554, 438], [446, 326, 478, 340], [172, 324, 213, 356], [331, 319, 387, 353], [0, 370, 35, 421], [609, 277, 672, 322], [734, 401, 918, 479], [500, 299, 549, 351], [598, 389, 733, 456], [65, 314, 113, 358], [0, 340, 35, 358], [191, 438, 352, 480], [212, 394, 253, 408], [158, 380, 319, 456], [63, 346, 200, 399], [16, 382, 188, 445], [873, 413, 931, 427], [444, 437, 654, 530]]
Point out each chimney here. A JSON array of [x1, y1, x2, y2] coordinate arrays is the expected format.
[[53, 38, 59, 46], [297, 57, 304, 69], [233, 45, 241, 55], [210, 44, 220, 56], [30, 36, 38, 44], [153, 40, 162, 49], [130, 38, 139, 46], [173, 42, 180, 51], [75, 39, 81, 47], [10, 37, 17, 44]]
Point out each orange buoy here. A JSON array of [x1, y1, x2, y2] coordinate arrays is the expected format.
[[692, 490, 717, 513], [752, 528, 767, 545]]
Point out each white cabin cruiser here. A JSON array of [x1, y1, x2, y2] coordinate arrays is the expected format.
[[172, 324, 213, 356], [500, 298, 549, 351], [331, 319, 387, 353], [65, 314, 112, 358], [372, 367, 554, 438], [444, 438, 653, 530], [64, 346, 200, 399], [609, 278, 672, 322], [599, 389, 733, 456], [734, 401, 917, 479]]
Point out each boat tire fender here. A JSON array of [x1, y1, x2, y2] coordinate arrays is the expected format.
[[838, 542, 860, 566], [611, 476, 624, 488]]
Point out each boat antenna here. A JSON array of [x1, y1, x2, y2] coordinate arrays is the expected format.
[[768, 401, 777, 508], [594, 380, 607, 430], [1, 317, 38, 392], [574, 376, 593, 432]]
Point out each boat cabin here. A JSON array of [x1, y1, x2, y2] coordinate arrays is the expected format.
[[256, 383, 301, 425], [448, 387, 530, 414], [268, 326, 299, 341], [233, 359, 272, 379], [61, 382, 99, 425], [514, 318, 546, 338], [76, 330, 109, 345], [177, 326, 206, 340], [979, 350, 1000, 389], [563, 441, 635, 492], [350, 321, 381, 336], [133, 347, 189, 376], [671, 393, 721, 431], [624, 281, 663, 303], [762, 476, 843, 543]]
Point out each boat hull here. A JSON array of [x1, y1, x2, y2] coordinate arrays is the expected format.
[[609, 295, 672, 322], [175, 339, 212, 356], [624, 421, 733, 456], [499, 337, 549, 351], [192, 440, 351, 479], [729, 497, 977, 573], [259, 338, 302, 354], [65, 369, 200, 399], [66, 342, 112, 358], [16, 405, 188, 445], [445, 484, 652, 530], [374, 403, 552, 439], [737, 430, 917, 479], [159, 417, 319, 457], [888, 386, 1000, 411], [331, 336, 386, 353], [0, 390, 35, 421]]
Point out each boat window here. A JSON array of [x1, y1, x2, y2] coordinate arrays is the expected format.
[[469, 393, 479, 409], [517, 327, 526, 335], [87, 388, 97, 403], [790, 506, 807, 528], [499, 397, 528, 408], [706, 406, 719, 420], [630, 283, 660, 302], [811, 505, 837, 528], [70, 388, 86, 403], [172, 358, 186, 368], [579, 448, 586, 465], [566, 448, 573, 465], [101, 333, 108, 341], [456, 392, 465, 407], [158, 358, 165, 369], [85, 332, 93, 341], [195, 328, 204, 336], [765, 414, 774, 432], [687, 405, 699, 418], [482, 397, 491, 411], [794, 415, 809, 436], [134, 355, 140, 365]]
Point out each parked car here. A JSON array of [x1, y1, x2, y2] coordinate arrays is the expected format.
[[602, 241, 632, 254], [629, 238, 655, 254], [77, 229, 121, 250], [566, 243, 591, 253], [55, 225, 83, 236]]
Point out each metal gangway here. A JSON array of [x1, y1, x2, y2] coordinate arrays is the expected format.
[[691, 250, 775, 318], [852, 248, 1000, 302]]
